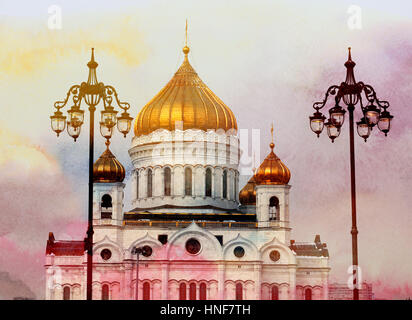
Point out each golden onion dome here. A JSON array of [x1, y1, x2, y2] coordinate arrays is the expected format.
[[134, 44, 237, 136], [255, 142, 291, 185], [93, 144, 125, 183], [239, 175, 257, 205]]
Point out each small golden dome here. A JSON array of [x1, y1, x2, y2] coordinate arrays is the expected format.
[[93, 145, 125, 183], [239, 175, 257, 205], [255, 143, 291, 185], [134, 45, 237, 136]]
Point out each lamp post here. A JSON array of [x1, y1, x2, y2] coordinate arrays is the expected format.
[[309, 48, 393, 300], [50, 48, 133, 300], [132, 246, 153, 300]]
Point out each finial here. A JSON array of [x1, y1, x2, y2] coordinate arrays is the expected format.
[[270, 122, 275, 150], [183, 19, 190, 56], [348, 47, 352, 61], [87, 47, 98, 69]]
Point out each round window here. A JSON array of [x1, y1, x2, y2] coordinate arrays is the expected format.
[[233, 246, 245, 258], [269, 250, 280, 262], [142, 245, 153, 257], [185, 238, 201, 255], [100, 249, 112, 261]]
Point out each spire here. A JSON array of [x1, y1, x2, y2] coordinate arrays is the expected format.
[[87, 48, 98, 85], [270, 121, 275, 150], [87, 48, 98, 69], [344, 47, 356, 86], [183, 19, 190, 57]]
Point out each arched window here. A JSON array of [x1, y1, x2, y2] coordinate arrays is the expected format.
[[235, 283, 243, 300], [189, 283, 196, 300], [185, 168, 192, 196], [205, 168, 212, 197], [101, 194, 112, 209], [63, 286, 70, 300], [147, 169, 153, 197], [179, 283, 186, 300], [305, 288, 312, 300], [102, 284, 109, 300], [269, 196, 279, 221], [222, 170, 228, 199], [136, 171, 139, 199], [101, 194, 112, 219], [199, 283, 207, 300], [164, 167, 171, 196], [143, 282, 150, 300], [271, 286, 279, 300]]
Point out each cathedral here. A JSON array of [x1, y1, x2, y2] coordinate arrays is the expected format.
[[45, 39, 330, 300]]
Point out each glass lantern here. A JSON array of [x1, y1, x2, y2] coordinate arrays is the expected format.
[[50, 110, 66, 137], [100, 120, 114, 139], [329, 105, 346, 128], [117, 111, 133, 137], [356, 117, 370, 142], [67, 120, 82, 141], [325, 120, 340, 143], [309, 111, 326, 137], [67, 105, 85, 125], [101, 106, 117, 127], [364, 104, 380, 126], [377, 110, 393, 136]]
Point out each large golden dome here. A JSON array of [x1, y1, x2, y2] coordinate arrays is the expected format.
[[239, 175, 257, 205], [93, 145, 125, 183], [255, 142, 291, 185], [134, 45, 237, 136]]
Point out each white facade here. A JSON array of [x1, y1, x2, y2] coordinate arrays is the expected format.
[[45, 127, 330, 301]]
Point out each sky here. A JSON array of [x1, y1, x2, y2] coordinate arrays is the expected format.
[[0, 0, 412, 299]]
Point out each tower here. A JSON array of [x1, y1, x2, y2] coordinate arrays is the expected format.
[[254, 126, 291, 243], [93, 141, 126, 227]]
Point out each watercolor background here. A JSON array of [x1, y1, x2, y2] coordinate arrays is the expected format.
[[0, 0, 411, 299]]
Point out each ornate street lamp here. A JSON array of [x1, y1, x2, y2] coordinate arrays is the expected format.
[[132, 246, 153, 300], [309, 48, 393, 300], [50, 48, 133, 300]]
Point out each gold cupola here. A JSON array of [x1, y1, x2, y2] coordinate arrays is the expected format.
[[134, 23, 237, 136], [254, 125, 291, 185], [239, 175, 257, 205], [93, 143, 125, 183]]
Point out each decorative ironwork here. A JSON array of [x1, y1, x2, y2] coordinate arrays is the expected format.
[[310, 47, 393, 142], [50, 48, 133, 300], [309, 48, 393, 301]]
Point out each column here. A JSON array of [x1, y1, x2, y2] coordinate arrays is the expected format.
[[154, 167, 163, 197], [255, 264, 262, 300], [123, 262, 133, 300], [161, 263, 169, 300], [289, 266, 296, 300], [131, 170, 137, 202], [218, 263, 225, 299], [322, 271, 329, 300]]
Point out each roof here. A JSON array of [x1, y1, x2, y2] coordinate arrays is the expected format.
[[134, 45, 237, 136], [289, 235, 329, 257], [46, 232, 85, 256]]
